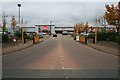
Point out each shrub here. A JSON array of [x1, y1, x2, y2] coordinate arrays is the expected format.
[[97, 32, 107, 41], [97, 32, 119, 43], [87, 33, 95, 39], [2, 34, 10, 43], [115, 35, 120, 44], [14, 30, 22, 38], [14, 30, 28, 39]]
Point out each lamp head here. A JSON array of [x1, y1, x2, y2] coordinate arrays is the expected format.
[[17, 4, 21, 7]]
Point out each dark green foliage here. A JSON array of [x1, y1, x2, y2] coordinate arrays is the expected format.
[[70, 33, 76, 40], [87, 33, 95, 39], [24, 32, 27, 37], [97, 32, 120, 44], [115, 35, 120, 44], [14, 30, 28, 38], [2, 34, 10, 43], [14, 30, 22, 38], [97, 32, 107, 41]]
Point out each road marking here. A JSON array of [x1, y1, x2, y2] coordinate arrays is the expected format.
[[62, 67, 65, 69], [60, 55, 65, 69]]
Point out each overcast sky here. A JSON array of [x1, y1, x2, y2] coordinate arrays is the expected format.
[[0, 1, 119, 27]]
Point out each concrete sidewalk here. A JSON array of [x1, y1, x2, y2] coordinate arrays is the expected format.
[[2, 35, 50, 55], [87, 41, 119, 56]]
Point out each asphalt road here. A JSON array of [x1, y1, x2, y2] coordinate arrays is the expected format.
[[3, 34, 118, 78]]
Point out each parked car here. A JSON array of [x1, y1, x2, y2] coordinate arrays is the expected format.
[[62, 31, 68, 35], [52, 32, 57, 37]]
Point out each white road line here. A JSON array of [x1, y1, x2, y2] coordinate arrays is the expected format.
[[62, 67, 64, 69], [60, 55, 65, 69]]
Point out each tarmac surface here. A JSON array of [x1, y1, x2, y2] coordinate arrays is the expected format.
[[2, 34, 118, 78]]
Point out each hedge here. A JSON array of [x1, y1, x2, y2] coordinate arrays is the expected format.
[[97, 32, 120, 44]]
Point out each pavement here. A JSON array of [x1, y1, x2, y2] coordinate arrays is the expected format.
[[2, 35, 50, 55], [75, 38, 119, 56], [86, 40, 119, 56]]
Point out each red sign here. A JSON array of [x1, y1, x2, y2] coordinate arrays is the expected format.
[[44, 26, 48, 29]]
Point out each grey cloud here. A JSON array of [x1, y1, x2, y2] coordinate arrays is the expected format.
[[1, 2, 118, 27]]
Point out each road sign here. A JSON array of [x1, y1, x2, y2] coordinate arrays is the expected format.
[[44, 26, 48, 29], [76, 35, 79, 41]]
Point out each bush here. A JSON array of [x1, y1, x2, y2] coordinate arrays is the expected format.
[[115, 35, 120, 44], [97, 32, 119, 43], [2, 34, 10, 43], [14, 30, 22, 38], [87, 33, 95, 39], [97, 32, 107, 41], [14, 30, 28, 39]]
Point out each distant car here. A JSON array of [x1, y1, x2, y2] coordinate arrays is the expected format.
[[69, 32, 73, 34], [62, 31, 68, 35], [42, 32, 47, 35], [52, 33, 57, 37]]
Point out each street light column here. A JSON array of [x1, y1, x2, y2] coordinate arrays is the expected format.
[[50, 21, 52, 35], [18, 6, 20, 23], [17, 4, 21, 28]]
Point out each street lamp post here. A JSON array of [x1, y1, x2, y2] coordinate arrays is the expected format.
[[17, 3, 21, 24], [50, 21, 52, 35], [17, 3, 21, 32]]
